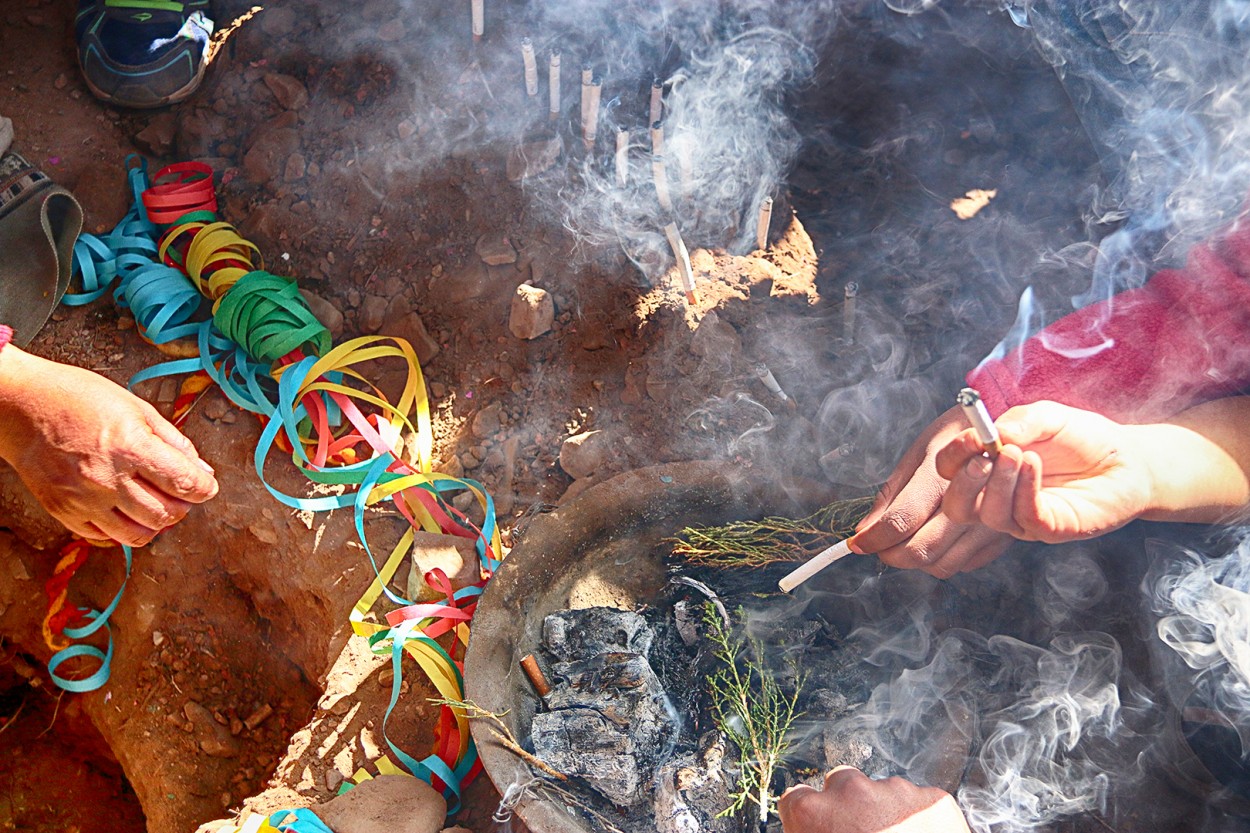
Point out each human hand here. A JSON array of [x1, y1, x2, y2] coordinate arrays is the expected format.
[[934, 400, 1152, 543], [850, 405, 1013, 578], [0, 346, 218, 546], [779, 767, 971, 833]]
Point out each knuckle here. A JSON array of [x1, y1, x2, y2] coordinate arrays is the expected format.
[[880, 510, 917, 538]]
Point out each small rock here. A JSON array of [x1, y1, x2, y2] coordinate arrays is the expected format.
[[203, 396, 229, 422], [377, 19, 405, 41], [508, 284, 554, 340], [559, 429, 613, 480], [359, 294, 389, 333], [475, 233, 517, 267], [54, 73, 67, 90], [300, 290, 345, 340], [397, 119, 417, 140], [387, 312, 440, 365], [689, 310, 742, 359], [133, 112, 178, 157], [184, 701, 242, 758], [470, 403, 503, 440], [313, 775, 447, 833], [284, 152, 306, 182], [506, 137, 561, 181], [242, 127, 301, 186], [260, 5, 298, 36], [263, 73, 309, 110]]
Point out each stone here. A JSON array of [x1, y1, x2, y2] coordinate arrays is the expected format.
[[470, 402, 503, 440], [542, 607, 654, 661], [359, 294, 389, 333], [242, 127, 301, 186], [134, 112, 178, 157], [822, 729, 874, 771], [183, 701, 241, 758], [405, 531, 482, 602], [263, 73, 309, 110], [508, 284, 554, 340], [475, 233, 517, 267], [300, 290, 345, 340], [283, 153, 306, 182], [558, 429, 614, 480], [436, 261, 492, 302], [313, 775, 446, 833], [377, 19, 405, 41], [175, 109, 227, 158], [505, 137, 562, 181], [387, 312, 440, 365]]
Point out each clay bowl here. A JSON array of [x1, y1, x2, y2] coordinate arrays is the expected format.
[[463, 461, 831, 833]]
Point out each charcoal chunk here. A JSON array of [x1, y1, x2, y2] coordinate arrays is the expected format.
[[654, 733, 736, 833], [542, 607, 655, 660]]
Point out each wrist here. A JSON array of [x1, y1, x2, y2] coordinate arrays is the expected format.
[[0, 344, 44, 463]]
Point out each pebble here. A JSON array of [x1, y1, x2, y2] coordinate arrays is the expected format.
[[262, 73, 309, 110], [508, 284, 554, 340], [475, 233, 517, 266]]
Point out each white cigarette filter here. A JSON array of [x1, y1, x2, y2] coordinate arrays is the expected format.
[[650, 79, 663, 125], [779, 539, 853, 593], [521, 39, 538, 96], [753, 362, 788, 401], [956, 388, 1002, 458], [615, 128, 629, 186], [842, 281, 858, 343], [650, 121, 664, 156], [663, 221, 697, 304], [756, 196, 774, 250], [471, 0, 484, 39], [583, 78, 602, 147], [652, 155, 673, 211], [548, 52, 561, 118]]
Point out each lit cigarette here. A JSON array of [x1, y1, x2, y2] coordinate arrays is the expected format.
[[583, 77, 602, 149], [956, 387, 1001, 459], [842, 282, 858, 343], [521, 38, 538, 96], [779, 539, 853, 593], [756, 196, 773, 250], [520, 654, 552, 698], [663, 222, 697, 305], [649, 79, 663, 125], [753, 362, 789, 402], [580, 65, 592, 128], [471, 0, 484, 41], [548, 51, 561, 119], [652, 154, 673, 211], [615, 127, 629, 186], [650, 120, 664, 156]]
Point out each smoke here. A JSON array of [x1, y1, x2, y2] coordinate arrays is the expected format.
[[1151, 532, 1250, 754], [979, 0, 1250, 362]]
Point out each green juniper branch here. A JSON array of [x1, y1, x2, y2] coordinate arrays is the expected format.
[[703, 605, 805, 825], [670, 496, 874, 568]]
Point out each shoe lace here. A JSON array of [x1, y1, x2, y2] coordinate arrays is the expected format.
[[104, 0, 186, 11]]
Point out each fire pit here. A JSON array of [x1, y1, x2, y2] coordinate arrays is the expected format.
[[464, 462, 841, 833]]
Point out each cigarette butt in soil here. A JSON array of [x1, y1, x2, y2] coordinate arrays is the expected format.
[[471, 0, 484, 40], [522, 38, 538, 96], [520, 654, 552, 698], [756, 196, 773, 250], [842, 281, 858, 344], [956, 387, 1001, 459], [580, 65, 592, 127], [650, 120, 664, 156], [615, 127, 629, 186], [243, 703, 274, 731], [663, 221, 698, 304], [653, 154, 673, 211], [779, 539, 854, 593], [583, 77, 602, 149], [650, 78, 664, 125], [548, 51, 561, 119], [753, 362, 789, 403]]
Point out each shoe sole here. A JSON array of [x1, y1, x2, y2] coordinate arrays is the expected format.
[[79, 53, 207, 110]]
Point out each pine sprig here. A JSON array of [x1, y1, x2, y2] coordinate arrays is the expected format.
[[704, 605, 805, 825], [671, 496, 874, 568]]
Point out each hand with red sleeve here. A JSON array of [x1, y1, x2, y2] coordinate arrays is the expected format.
[[852, 212, 1250, 574]]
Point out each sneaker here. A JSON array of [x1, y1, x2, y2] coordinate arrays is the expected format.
[[75, 1, 215, 109]]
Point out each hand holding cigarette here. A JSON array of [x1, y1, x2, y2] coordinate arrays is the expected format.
[[934, 400, 1159, 543]]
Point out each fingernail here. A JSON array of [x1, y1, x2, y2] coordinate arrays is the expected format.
[[195, 458, 216, 475], [966, 457, 992, 480]]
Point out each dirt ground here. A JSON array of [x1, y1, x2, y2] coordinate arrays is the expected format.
[[0, 1, 1121, 832]]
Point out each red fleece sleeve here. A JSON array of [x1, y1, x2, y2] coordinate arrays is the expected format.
[[967, 217, 1250, 423]]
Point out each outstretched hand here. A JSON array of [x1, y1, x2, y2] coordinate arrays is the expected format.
[[0, 345, 218, 546], [850, 405, 1013, 578], [779, 767, 971, 833], [935, 400, 1152, 543]]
